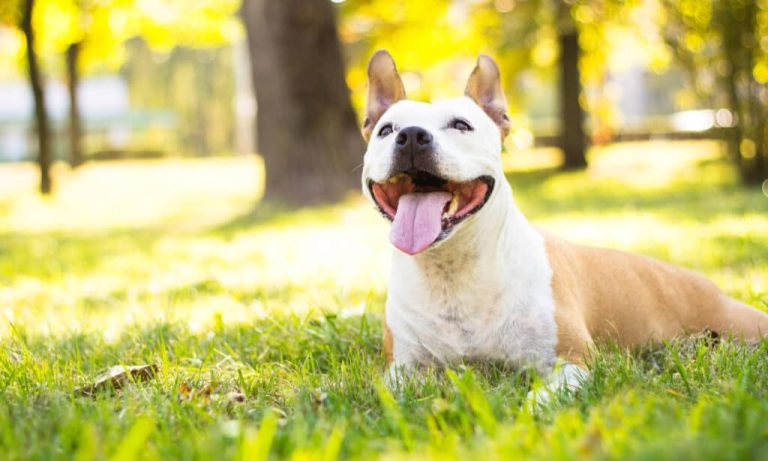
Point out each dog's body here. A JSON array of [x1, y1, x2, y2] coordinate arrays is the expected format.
[[361, 50, 768, 392]]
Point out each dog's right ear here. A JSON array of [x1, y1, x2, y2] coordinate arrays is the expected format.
[[363, 50, 406, 142]]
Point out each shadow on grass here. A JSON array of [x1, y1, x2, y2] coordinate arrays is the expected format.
[[0, 228, 162, 282], [506, 165, 768, 222]]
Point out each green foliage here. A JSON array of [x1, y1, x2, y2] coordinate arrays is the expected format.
[[0, 143, 766, 459], [1, 0, 241, 77], [338, 0, 559, 114], [0, 0, 24, 79], [0, 0, 22, 26], [661, 0, 768, 183], [121, 39, 236, 156]]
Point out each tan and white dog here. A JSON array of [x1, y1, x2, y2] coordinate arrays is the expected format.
[[360, 50, 768, 395]]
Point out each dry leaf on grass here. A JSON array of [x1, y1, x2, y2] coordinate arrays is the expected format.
[[75, 364, 158, 396], [178, 382, 246, 405], [178, 382, 213, 403]]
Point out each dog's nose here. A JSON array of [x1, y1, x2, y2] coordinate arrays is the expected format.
[[395, 126, 433, 150]]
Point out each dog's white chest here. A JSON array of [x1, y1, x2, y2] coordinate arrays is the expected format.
[[385, 220, 559, 374]]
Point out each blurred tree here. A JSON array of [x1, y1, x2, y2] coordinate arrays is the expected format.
[[21, 0, 53, 194], [1, 0, 55, 193], [122, 40, 236, 156], [241, 0, 364, 205], [1, 0, 241, 184], [66, 40, 83, 167], [41, 0, 139, 167], [123, 1, 240, 157], [557, 0, 587, 169], [29, 0, 240, 163], [662, 0, 768, 184]]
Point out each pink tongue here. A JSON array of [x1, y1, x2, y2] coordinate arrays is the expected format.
[[390, 192, 452, 255]]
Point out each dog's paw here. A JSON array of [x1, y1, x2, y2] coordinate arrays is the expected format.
[[524, 362, 589, 411], [383, 364, 405, 390], [384, 364, 418, 388], [524, 387, 554, 411], [383, 363, 433, 392]]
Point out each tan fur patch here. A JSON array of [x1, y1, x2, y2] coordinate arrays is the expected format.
[[383, 318, 393, 366], [542, 230, 768, 359]]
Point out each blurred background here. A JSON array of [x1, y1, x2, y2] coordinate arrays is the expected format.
[[1, 0, 767, 205], [1, 3, 767, 456]]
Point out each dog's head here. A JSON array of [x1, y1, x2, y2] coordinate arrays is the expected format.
[[361, 50, 511, 255]]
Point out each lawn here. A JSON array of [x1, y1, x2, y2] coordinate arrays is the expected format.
[[1, 141, 767, 460]]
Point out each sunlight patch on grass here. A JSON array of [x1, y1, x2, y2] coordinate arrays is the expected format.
[[0, 157, 263, 233], [586, 140, 726, 186]]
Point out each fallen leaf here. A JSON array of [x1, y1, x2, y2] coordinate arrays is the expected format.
[[75, 364, 157, 397], [178, 381, 194, 400], [178, 381, 214, 404]]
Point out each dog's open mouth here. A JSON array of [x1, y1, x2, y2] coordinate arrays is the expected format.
[[367, 170, 494, 255]]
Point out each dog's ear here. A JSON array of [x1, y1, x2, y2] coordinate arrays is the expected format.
[[465, 55, 511, 140], [363, 50, 406, 142]]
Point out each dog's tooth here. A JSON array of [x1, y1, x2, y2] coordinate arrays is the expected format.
[[388, 173, 407, 184], [447, 192, 459, 216]]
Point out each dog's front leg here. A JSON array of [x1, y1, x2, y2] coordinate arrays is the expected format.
[[383, 337, 437, 389]]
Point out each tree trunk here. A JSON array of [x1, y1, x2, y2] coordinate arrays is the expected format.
[[66, 42, 84, 168], [21, 0, 52, 194], [241, 0, 365, 206], [717, 0, 767, 186], [558, 26, 587, 170]]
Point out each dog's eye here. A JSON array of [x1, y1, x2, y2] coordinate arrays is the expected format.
[[378, 123, 394, 137], [448, 118, 473, 132]]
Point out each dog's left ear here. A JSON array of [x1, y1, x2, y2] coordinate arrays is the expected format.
[[465, 55, 511, 140], [363, 50, 406, 142]]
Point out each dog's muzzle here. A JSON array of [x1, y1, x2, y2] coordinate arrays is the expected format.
[[367, 169, 495, 255]]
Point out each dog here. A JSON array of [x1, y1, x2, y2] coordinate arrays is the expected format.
[[360, 50, 768, 398]]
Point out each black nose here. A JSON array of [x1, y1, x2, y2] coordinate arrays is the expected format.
[[395, 126, 433, 149], [390, 126, 438, 174]]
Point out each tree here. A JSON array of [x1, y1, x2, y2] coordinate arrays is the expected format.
[[50, 0, 240, 165], [241, 0, 364, 205], [662, 0, 768, 184], [1, 0, 54, 193], [66, 41, 83, 167], [21, 0, 53, 194], [557, 1, 587, 169], [48, 0, 135, 168]]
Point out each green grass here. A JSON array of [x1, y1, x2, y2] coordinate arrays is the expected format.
[[1, 141, 767, 460]]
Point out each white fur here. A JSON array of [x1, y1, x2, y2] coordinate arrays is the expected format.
[[526, 362, 589, 408], [362, 97, 568, 380], [362, 98, 502, 187]]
